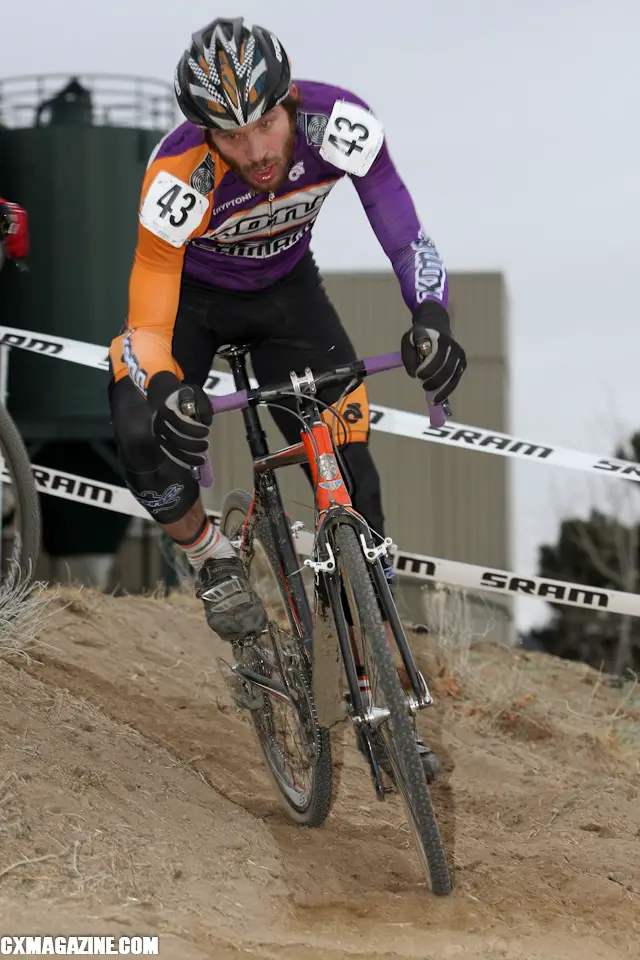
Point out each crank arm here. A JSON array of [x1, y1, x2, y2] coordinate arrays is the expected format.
[[232, 664, 292, 706], [356, 725, 390, 801]]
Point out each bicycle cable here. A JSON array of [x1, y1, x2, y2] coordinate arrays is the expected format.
[[263, 386, 357, 484], [258, 391, 356, 519]]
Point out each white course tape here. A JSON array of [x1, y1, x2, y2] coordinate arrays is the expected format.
[[2, 323, 640, 484], [0, 324, 240, 394], [0, 325, 111, 372], [3, 461, 635, 617], [2, 460, 162, 521], [2, 458, 313, 547], [3, 324, 640, 617], [370, 406, 640, 483], [395, 550, 640, 617]]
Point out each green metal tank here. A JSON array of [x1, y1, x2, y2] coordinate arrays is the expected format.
[[0, 73, 176, 440], [0, 74, 177, 570]]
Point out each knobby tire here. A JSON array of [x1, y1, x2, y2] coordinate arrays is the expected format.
[[333, 522, 451, 895]]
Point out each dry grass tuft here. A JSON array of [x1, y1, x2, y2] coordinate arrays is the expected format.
[[419, 582, 503, 677], [0, 772, 28, 844], [414, 584, 640, 762], [0, 570, 62, 659]]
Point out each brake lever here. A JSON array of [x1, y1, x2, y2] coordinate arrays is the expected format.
[[178, 387, 214, 488], [418, 337, 452, 427]]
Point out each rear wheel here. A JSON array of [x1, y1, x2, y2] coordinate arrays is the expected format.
[[220, 489, 333, 827], [0, 402, 41, 583], [332, 522, 451, 895]]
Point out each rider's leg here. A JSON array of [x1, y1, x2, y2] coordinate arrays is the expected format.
[[108, 287, 266, 642], [249, 256, 387, 532], [249, 256, 394, 590]]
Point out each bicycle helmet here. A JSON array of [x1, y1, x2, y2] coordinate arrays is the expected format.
[[174, 17, 292, 130]]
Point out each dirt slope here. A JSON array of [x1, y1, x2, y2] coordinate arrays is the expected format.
[[1, 588, 639, 959]]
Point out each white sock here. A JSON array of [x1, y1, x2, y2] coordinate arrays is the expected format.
[[175, 518, 236, 571]]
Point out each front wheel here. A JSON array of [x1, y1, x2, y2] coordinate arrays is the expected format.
[[0, 402, 41, 583], [332, 522, 452, 895], [220, 489, 333, 827]]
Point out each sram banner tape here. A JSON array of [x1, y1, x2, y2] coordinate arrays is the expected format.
[[1, 462, 635, 618], [1, 323, 639, 484], [2, 324, 638, 618]]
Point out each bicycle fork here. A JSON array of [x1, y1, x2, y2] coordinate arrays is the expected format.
[[313, 565, 389, 798], [311, 522, 434, 714], [364, 537, 434, 715]]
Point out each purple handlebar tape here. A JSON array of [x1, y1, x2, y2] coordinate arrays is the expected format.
[[194, 390, 249, 488], [210, 388, 249, 415], [361, 351, 448, 427], [425, 395, 448, 428], [198, 459, 215, 488], [362, 351, 404, 376]]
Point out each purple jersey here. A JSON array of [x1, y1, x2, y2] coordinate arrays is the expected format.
[[148, 79, 448, 312]]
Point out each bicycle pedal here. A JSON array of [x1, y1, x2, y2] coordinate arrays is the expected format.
[[216, 656, 263, 710]]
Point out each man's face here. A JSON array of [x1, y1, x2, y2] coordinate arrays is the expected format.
[[209, 103, 296, 193]]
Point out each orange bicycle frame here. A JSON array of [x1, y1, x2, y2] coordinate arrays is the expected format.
[[253, 417, 359, 528]]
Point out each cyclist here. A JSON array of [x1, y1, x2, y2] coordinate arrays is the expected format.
[[109, 18, 466, 650], [0, 198, 29, 262]]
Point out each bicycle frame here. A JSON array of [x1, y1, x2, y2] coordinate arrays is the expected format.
[[220, 345, 431, 732]]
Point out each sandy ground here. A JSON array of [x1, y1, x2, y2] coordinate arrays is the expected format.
[[0, 586, 639, 959]]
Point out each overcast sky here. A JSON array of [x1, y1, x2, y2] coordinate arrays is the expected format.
[[5, 0, 640, 629]]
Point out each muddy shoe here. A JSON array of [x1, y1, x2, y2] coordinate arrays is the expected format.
[[356, 726, 395, 781], [357, 726, 439, 785], [196, 557, 267, 643], [415, 736, 439, 783], [395, 669, 438, 780]]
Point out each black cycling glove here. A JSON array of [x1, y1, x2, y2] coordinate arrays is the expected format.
[[147, 372, 212, 471], [401, 301, 467, 406]]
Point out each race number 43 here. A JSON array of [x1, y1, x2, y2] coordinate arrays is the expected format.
[[139, 172, 209, 247], [320, 100, 384, 177]]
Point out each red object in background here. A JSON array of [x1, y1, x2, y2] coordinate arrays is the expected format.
[[0, 198, 30, 259]]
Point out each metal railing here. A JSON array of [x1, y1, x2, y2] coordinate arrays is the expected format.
[[0, 74, 177, 130]]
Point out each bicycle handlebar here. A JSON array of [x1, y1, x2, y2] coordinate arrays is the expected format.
[[208, 351, 450, 427], [192, 351, 450, 488]]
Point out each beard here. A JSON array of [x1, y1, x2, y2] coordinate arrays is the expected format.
[[211, 118, 296, 194]]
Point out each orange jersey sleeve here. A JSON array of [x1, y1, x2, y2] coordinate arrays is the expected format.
[[110, 142, 227, 396]]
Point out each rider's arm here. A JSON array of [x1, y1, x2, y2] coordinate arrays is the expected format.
[[109, 146, 217, 401], [351, 144, 449, 316], [121, 224, 188, 392], [313, 82, 448, 317]]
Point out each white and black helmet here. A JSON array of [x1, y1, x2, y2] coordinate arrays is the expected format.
[[174, 17, 292, 130]]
